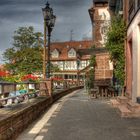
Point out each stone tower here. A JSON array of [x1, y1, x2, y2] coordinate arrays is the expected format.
[[89, 0, 113, 85]]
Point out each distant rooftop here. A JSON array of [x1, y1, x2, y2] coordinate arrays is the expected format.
[[93, 0, 108, 3]]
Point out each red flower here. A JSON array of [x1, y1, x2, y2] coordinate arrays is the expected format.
[[0, 71, 9, 77], [21, 74, 38, 81], [51, 77, 64, 81]]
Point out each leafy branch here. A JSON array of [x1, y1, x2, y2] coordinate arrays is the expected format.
[[105, 17, 126, 86]]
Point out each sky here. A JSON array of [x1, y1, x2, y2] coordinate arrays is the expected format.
[[0, 0, 93, 63]]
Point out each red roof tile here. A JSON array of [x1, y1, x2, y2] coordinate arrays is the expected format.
[[50, 40, 93, 61]]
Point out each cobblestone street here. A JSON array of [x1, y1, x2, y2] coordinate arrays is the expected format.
[[18, 89, 140, 140]]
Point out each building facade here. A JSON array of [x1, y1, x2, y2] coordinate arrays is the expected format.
[[88, 0, 113, 85], [50, 40, 93, 80], [49, 0, 113, 85], [124, 0, 140, 102]]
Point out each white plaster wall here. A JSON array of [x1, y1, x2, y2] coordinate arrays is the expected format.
[[98, 8, 110, 20], [98, 8, 111, 44], [127, 10, 140, 102]]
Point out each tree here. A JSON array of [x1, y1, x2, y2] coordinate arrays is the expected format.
[[86, 45, 96, 91], [3, 26, 43, 75], [105, 17, 126, 86], [50, 63, 60, 73], [13, 26, 43, 49]]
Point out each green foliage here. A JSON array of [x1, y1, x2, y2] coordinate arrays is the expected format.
[[2, 76, 17, 82], [105, 17, 126, 86], [87, 68, 95, 89], [90, 45, 96, 49], [89, 55, 96, 67], [86, 49, 96, 90], [3, 26, 43, 75], [3, 48, 16, 63], [2, 73, 25, 82], [50, 64, 60, 73], [89, 55, 96, 89], [13, 26, 43, 49]]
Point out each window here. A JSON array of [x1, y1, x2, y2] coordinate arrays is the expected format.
[[58, 61, 63, 70], [79, 44, 82, 48], [71, 61, 76, 70], [128, 0, 136, 21], [138, 0, 140, 8], [68, 48, 76, 58], [109, 60, 113, 70], [64, 61, 77, 70], [118, 0, 123, 12], [51, 49, 59, 58], [64, 61, 69, 70], [52, 61, 63, 70], [128, 0, 140, 22], [81, 61, 87, 68]]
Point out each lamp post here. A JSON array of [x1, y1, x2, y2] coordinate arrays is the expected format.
[[42, 2, 56, 79]]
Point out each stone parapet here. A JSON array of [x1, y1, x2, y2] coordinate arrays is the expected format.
[[0, 86, 83, 140]]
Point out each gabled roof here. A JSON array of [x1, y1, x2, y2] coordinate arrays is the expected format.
[[52, 48, 60, 53], [50, 40, 93, 61], [67, 47, 76, 52]]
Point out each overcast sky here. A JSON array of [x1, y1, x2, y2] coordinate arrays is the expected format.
[[0, 0, 93, 63]]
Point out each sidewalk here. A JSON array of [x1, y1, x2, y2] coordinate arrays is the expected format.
[[17, 89, 140, 140]]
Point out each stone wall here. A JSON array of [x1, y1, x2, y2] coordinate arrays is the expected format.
[[0, 86, 83, 140], [95, 54, 113, 81], [0, 97, 51, 140]]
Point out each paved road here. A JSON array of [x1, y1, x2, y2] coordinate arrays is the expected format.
[[18, 89, 140, 140]]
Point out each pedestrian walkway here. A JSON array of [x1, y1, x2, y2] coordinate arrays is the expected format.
[[17, 89, 140, 140]]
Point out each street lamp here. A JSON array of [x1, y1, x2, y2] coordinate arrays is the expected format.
[[42, 2, 56, 79]]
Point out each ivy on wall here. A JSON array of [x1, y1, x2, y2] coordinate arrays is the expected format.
[[105, 16, 126, 86], [86, 45, 96, 90], [88, 55, 96, 89]]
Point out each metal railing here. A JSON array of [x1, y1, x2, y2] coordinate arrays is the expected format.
[[53, 79, 84, 92], [0, 80, 84, 107], [0, 82, 40, 107]]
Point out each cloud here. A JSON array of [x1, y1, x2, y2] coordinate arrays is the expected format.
[[0, 0, 93, 63], [0, 0, 44, 5]]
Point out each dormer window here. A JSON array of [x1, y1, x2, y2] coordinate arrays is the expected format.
[[68, 48, 76, 58], [79, 44, 82, 48], [51, 49, 59, 58]]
